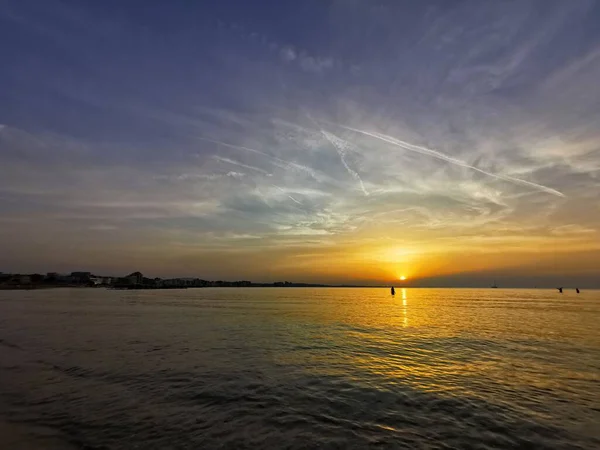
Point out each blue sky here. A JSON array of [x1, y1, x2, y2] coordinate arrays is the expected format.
[[1, 0, 599, 285]]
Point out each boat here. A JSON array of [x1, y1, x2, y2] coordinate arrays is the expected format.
[[491, 280, 498, 288]]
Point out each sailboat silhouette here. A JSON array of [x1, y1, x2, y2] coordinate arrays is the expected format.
[[491, 280, 498, 288]]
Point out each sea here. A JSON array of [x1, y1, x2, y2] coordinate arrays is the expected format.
[[0, 288, 598, 449]]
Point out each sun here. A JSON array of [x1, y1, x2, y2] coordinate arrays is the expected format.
[[399, 276, 406, 281]]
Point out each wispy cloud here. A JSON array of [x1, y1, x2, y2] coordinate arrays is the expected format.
[[278, 45, 335, 73], [336, 124, 565, 197], [1, 0, 599, 282]]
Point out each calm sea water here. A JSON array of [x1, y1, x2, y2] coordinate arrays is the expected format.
[[0, 288, 598, 449]]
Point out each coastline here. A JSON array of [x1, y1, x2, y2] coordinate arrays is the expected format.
[[0, 285, 90, 291]]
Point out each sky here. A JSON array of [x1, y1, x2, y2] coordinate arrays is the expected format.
[[1, 0, 599, 287]]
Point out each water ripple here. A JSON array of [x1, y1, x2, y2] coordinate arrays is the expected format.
[[0, 288, 599, 449]]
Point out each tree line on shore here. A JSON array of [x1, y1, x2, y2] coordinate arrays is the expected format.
[[0, 271, 328, 289]]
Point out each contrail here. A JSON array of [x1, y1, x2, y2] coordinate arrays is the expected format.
[[200, 136, 272, 160], [198, 136, 321, 181], [272, 184, 303, 206], [212, 155, 270, 175], [255, 187, 272, 208], [321, 130, 369, 196], [338, 125, 566, 198], [304, 112, 369, 196]]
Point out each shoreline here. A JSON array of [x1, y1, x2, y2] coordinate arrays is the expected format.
[[1, 285, 596, 291], [0, 285, 91, 291]]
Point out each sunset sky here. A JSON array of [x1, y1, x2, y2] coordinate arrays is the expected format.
[[1, 0, 599, 287]]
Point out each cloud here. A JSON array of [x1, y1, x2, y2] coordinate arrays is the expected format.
[[280, 46, 296, 62], [298, 55, 334, 73], [89, 224, 118, 231], [335, 124, 566, 197], [305, 112, 369, 196], [212, 155, 271, 175], [1, 0, 599, 282], [278, 44, 334, 73], [320, 129, 369, 196]]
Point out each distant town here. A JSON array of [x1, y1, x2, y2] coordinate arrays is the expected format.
[[0, 271, 332, 290]]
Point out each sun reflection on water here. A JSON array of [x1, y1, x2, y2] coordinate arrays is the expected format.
[[268, 288, 599, 407], [402, 288, 408, 327]]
